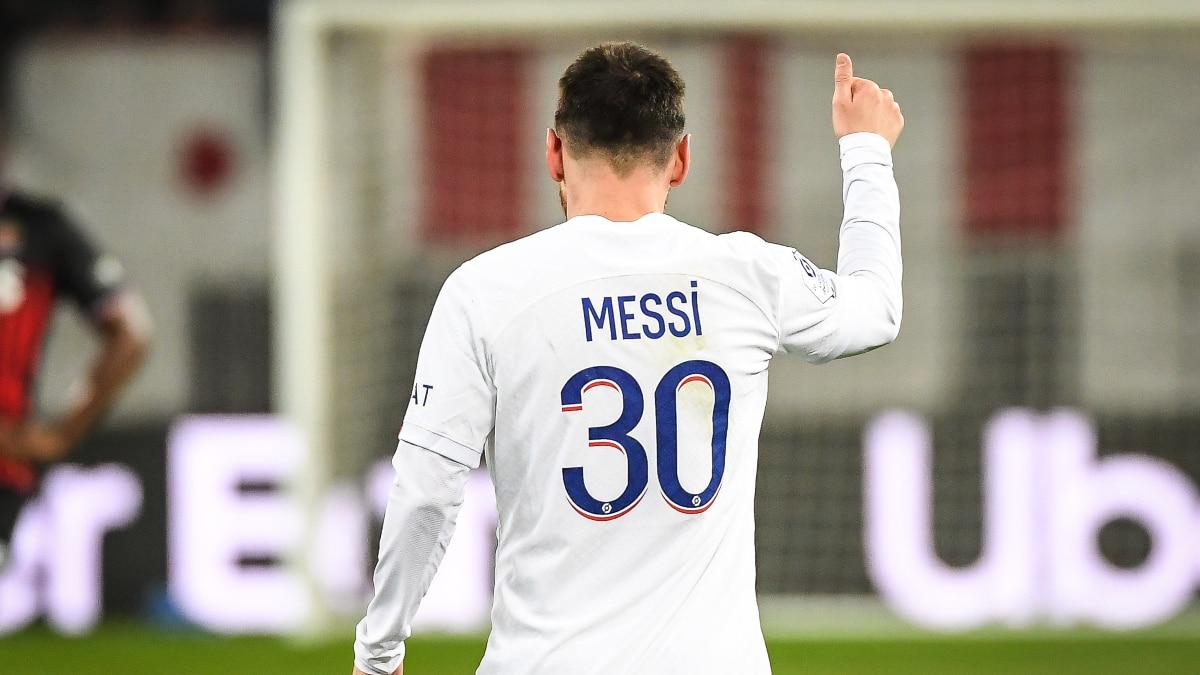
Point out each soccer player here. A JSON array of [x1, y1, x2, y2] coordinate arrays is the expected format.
[[354, 43, 902, 674], [0, 121, 150, 570]]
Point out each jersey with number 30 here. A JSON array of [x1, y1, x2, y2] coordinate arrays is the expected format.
[[398, 132, 901, 674]]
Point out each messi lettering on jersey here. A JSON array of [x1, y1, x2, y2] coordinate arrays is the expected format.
[[581, 280, 702, 342]]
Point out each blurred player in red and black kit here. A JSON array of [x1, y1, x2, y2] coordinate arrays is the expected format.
[[0, 120, 150, 569]]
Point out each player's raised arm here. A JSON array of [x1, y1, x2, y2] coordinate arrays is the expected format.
[[777, 53, 903, 362]]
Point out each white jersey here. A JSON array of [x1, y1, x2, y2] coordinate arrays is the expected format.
[[356, 132, 901, 675]]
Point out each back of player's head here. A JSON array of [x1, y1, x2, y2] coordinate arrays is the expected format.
[[555, 41, 686, 175]]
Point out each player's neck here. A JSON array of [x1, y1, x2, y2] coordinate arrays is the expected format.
[[561, 163, 670, 223]]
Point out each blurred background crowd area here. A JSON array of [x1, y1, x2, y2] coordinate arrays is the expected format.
[[0, 0, 1197, 633]]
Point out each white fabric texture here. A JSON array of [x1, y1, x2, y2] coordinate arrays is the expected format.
[[358, 132, 901, 674], [354, 439, 469, 675]]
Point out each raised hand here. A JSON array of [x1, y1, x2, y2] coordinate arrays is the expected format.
[[832, 53, 904, 147]]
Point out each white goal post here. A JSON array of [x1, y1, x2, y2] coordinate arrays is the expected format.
[[273, 0, 1200, 633]]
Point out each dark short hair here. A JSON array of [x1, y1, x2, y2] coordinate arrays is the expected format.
[[554, 42, 686, 175]]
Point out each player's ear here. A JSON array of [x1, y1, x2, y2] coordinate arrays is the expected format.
[[668, 133, 691, 188], [546, 128, 565, 182]]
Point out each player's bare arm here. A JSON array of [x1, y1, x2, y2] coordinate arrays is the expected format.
[[832, 53, 904, 146], [0, 291, 149, 462]]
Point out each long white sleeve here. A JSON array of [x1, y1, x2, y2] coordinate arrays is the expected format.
[[833, 131, 903, 347], [774, 131, 902, 361], [354, 439, 470, 675]]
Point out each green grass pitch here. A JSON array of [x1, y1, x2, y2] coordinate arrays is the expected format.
[[2, 622, 1199, 674]]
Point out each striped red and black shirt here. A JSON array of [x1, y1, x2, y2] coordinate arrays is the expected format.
[[0, 189, 123, 494]]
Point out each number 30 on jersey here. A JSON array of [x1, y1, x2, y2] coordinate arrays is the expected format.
[[560, 360, 730, 521]]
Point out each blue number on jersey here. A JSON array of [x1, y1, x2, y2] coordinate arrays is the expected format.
[[655, 360, 730, 514], [560, 366, 649, 520], [560, 360, 730, 519]]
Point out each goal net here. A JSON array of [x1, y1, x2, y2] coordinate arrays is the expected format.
[[275, 0, 1200, 631]]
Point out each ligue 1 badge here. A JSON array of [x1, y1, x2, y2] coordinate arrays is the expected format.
[[0, 219, 21, 255]]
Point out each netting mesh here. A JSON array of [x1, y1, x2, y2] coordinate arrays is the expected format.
[[325, 32, 401, 481], [420, 47, 528, 244], [307, 28, 1200, 597]]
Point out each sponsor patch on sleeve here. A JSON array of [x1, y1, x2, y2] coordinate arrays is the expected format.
[[791, 250, 836, 304]]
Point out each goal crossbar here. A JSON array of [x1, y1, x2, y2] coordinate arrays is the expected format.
[[292, 0, 1200, 35]]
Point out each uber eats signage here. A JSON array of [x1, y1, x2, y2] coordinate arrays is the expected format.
[[1, 410, 1197, 635], [0, 417, 496, 636], [865, 409, 1199, 631]]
